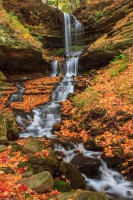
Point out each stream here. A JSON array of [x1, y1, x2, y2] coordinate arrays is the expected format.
[[8, 13, 133, 200]]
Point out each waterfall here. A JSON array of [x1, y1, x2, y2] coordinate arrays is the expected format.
[[64, 13, 84, 54], [66, 57, 79, 77], [51, 60, 58, 77], [64, 13, 72, 54]]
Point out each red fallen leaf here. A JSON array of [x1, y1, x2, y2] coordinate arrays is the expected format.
[[0, 156, 7, 162], [0, 182, 7, 191], [18, 184, 27, 192], [35, 152, 42, 157], [50, 189, 60, 196], [16, 168, 25, 174], [42, 150, 49, 157]]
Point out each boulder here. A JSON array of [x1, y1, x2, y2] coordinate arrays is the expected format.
[[0, 110, 18, 143], [19, 171, 53, 193], [63, 162, 85, 189], [51, 190, 108, 200], [101, 153, 122, 170], [22, 137, 46, 153], [71, 153, 100, 178], [28, 155, 59, 176]]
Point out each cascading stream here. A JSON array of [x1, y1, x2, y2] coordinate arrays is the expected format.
[[9, 11, 133, 200]]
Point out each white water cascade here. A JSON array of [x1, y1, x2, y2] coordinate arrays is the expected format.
[[51, 60, 58, 77], [64, 12, 84, 54], [54, 143, 133, 200]]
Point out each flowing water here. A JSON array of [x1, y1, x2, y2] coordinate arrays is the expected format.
[[51, 60, 58, 77], [8, 82, 25, 103], [9, 12, 133, 200]]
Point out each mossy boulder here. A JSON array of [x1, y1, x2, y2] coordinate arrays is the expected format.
[[0, 110, 18, 143], [22, 137, 46, 153], [28, 155, 59, 176], [51, 190, 108, 200], [19, 171, 53, 193], [10, 143, 23, 152], [53, 180, 71, 192]]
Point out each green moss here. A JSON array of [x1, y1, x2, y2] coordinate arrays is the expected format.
[[51, 48, 64, 57], [110, 52, 129, 77], [73, 86, 99, 109], [53, 180, 71, 192]]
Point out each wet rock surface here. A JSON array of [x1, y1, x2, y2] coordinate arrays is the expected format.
[[71, 153, 100, 178], [63, 162, 86, 189]]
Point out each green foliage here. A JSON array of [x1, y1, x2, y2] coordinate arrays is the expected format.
[[9, 11, 30, 38], [110, 52, 129, 77], [51, 48, 64, 56], [73, 86, 99, 109], [96, 10, 104, 18]]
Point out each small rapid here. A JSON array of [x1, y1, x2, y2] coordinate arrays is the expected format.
[[54, 142, 133, 200]]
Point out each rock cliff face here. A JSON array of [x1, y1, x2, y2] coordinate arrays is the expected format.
[[3, 0, 64, 49], [0, 0, 63, 73], [74, 0, 133, 70]]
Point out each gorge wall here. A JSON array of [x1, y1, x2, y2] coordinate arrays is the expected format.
[[0, 0, 63, 73], [74, 0, 133, 70]]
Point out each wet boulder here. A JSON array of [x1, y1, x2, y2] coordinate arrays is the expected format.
[[19, 171, 53, 193], [71, 153, 100, 178], [63, 162, 85, 189], [101, 153, 122, 171]]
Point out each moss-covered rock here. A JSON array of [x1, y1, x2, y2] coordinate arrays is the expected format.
[[10, 143, 23, 152], [19, 171, 53, 193], [22, 137, 46, 153], [0, 110, 18, 143], [53, 180, 71, 192], [50, 190, 108, 200], [28, 155, 59, 176]]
